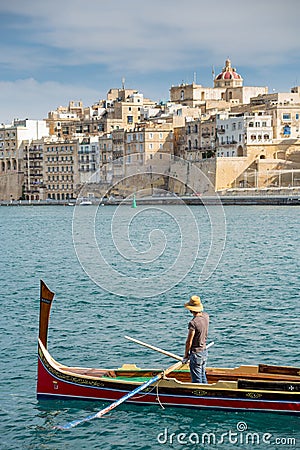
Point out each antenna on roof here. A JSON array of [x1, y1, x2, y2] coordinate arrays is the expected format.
[[122, 77, 125, 89], [193, 72, 197, 84]]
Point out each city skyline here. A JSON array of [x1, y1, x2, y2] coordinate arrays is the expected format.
[[0, 0, 299, 124]]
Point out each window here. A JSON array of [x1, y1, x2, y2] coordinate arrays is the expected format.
[[283, 113, 291, 121], [149, 133, 153, 139], [296, 113, 299, 120], [262, 121, 267, 127], [232, 123, 236, 130], [127, 116, 133, 124]]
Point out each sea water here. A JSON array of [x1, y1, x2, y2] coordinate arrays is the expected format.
[[0, 204, 299, 449]]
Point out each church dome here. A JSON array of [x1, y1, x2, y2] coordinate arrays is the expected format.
[[214, 59, 243, 87]]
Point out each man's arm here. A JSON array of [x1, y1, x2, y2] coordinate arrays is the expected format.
[[184, 329, 195, 359]]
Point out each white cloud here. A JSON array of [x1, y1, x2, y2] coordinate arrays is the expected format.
[[0, 0, 298, 122], [0, 79, 100, 124], [1, 0, 299, 73]]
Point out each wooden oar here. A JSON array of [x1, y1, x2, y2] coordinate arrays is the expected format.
[[125, 335, 214, 360], [55, 359, 183, 430], [125, 335, 182, 361]]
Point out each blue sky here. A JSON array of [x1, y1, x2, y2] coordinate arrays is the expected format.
[[0, 0, 299, 123]]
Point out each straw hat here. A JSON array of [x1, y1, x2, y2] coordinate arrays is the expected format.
[[184, 295, 203, 312]]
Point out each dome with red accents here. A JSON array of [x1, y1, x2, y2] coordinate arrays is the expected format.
[[214, 59, 243, 87]]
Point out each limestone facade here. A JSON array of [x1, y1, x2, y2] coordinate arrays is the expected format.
[[43, 138, 79, 200], [0, 119, 49, 200]]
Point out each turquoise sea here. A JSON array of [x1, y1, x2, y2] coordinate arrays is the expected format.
[[0, 204, 299, 449]]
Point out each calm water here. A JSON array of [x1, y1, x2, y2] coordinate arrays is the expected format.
[[0, 204, 299, 449]]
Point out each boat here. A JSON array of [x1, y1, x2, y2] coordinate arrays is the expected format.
[[79, 200, 93, 206], [37, 281, 300, 414]]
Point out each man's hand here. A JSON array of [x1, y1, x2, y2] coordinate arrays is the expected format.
[[182, 357, 189, 364]]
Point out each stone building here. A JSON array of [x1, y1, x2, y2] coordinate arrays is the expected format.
[[170, 59, 268, 109], [125, 122, 174, 166], [0, 119, 49, 200], [23, 139, 45, 200], [247, 90, 300, 141], [43, 138, 79, 200], [78, 137, 100, 184], [216, 111, 273, 157]]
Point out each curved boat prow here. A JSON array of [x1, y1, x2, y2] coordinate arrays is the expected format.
[[39, 280, 55, 348]]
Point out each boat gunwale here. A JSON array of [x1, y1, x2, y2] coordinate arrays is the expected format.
[[38, 340, 300, 396]]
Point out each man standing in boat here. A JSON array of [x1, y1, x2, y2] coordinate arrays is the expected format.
[[183, 295, 209, 384]]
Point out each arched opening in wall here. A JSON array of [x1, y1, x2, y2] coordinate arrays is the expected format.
[[276, 151, 286, 160], [188, 140, 192, 150], [7, 160, 11, 171], [30, 195, 34, 200], [61, 193, 65, 200], [26, 195, 29, 200], [36, 195, 39, 200], [228, 91, 233, 100], [12, 159, 17, 170], [260, 155, 266, 159], [1, 161, 5, 172], [57, 193, 61, 200], [237, 145, 243, 157]]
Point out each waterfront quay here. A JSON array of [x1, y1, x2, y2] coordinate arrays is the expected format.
[[2, 189, 300, 206]]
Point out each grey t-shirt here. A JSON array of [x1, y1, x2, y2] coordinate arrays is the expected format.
[[188, 312, 209, 353]]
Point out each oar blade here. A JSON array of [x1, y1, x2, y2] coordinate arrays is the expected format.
[[55, 360, 182, 430]]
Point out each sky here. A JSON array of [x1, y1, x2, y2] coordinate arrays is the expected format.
[[0, 0, 299, 124]]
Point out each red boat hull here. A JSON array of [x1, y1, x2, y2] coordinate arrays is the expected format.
[[37, 354, 300, 414]]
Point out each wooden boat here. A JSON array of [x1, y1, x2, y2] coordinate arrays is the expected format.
[[37, 281, 300, 414]]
